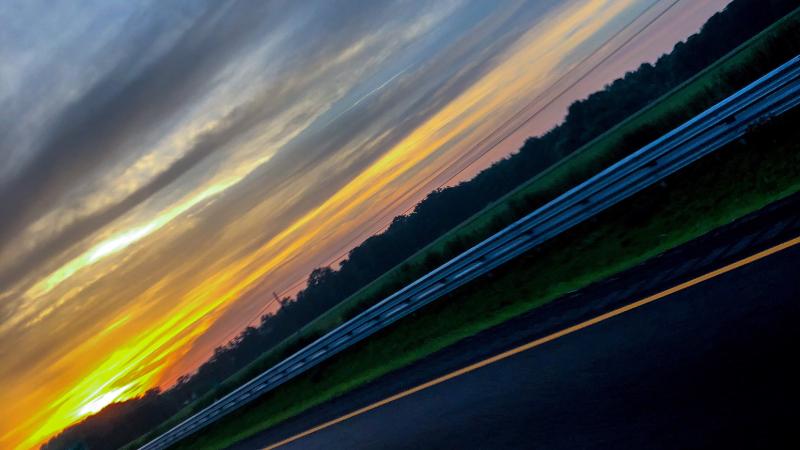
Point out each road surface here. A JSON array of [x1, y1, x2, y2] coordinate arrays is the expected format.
[[230, 196, 800, 450]]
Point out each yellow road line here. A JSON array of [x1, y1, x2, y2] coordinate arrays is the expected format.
[[262, 235, 800, 449]]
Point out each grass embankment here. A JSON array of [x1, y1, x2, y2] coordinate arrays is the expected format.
[[123, 9, 800, 450]]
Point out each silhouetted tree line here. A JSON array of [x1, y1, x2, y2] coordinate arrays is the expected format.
[[43, 1, 800, 448]]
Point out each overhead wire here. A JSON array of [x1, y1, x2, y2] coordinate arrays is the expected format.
[[186, 0, 682, 374]]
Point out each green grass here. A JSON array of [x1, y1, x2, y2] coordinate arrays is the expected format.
[[123, 8, 800, 450]]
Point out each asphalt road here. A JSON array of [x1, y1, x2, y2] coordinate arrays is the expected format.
[[227, 196, 800, 450]]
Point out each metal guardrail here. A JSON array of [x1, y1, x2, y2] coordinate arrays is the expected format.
[[140, 54, 800, 449]]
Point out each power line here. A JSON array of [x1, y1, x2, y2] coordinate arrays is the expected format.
[[260, 0, 676, 307], [325, 0, 678, 231], [435, 0, 682, 190], [197, 0, 680, 363]]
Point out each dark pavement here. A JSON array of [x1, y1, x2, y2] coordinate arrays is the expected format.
[[231, 195, 800, 450]]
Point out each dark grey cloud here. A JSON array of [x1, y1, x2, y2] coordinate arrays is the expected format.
[[0, 98, 260, 293], [0, 0, 407, 282], [0, 0, 207, 179], [0, 0, 286, 253], [0, 0, 445, 309]]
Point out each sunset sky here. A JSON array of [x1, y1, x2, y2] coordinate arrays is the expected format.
[[0, 0, 730, 448]]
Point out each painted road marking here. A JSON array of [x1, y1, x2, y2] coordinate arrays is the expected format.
[[261, 235, 800, 449]]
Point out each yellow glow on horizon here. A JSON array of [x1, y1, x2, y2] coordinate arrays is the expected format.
[[77, 384, 133, 417]]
